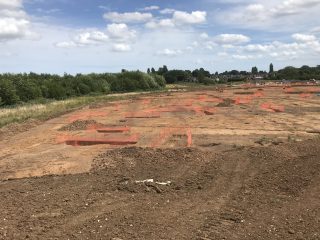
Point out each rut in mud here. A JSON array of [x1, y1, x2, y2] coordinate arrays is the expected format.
[[0, 139, 319, 240]]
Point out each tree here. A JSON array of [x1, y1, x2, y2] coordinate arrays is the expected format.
[[164, 70, 192, 83], [151, 67, 156, 74], [0, 79, 20, 105], [192, 68, 210, 79], [157, 65, 169, 75], [269, 63, 274, 73], [163, 65, 168, 73], [147, 68, 151, 74], [230, 70, 239, 75], [15, 78, 42, 102], [251, 66, 258, 74]]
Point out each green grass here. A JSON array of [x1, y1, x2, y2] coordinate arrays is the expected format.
[[0, 90, 166, 128]]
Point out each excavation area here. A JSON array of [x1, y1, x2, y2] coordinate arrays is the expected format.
[[0, 84, 319, 239]]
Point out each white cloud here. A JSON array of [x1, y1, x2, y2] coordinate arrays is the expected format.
[[232, 54, 254, 60], [292, 33, 317, 42], [200, 33, 209, 39], [0, 9, 26, 18], [103, 12, 153, 23], [0, 0, 35, 41], [0, 0, 22, 9], [216, 0, 320, 31], [214, 34, 250, 44], [246, 4, 265, 12], [143, 6, 159, 11], [55, 24, 136, 50], [157, 48, 183, 56], [0, 18, 30, 40], [74, 31, 108, 45], [244, 44, 275, 52], [204, 41, 217, 50], [272, 0, 320, 17], [2, 0, 320, 73], [229, 36, 320, 62], [112, 43, 131, 52], [145, 10, 207, 29], [107, 23, 136, 42], [173, 11, 206, 24], [55, 30, 109, 48], [54, 41, 76, 48], [145, 19, 175, 29], [98, 5, 109, 11], [159, 8, 175, 15], [311, 26, 320, 33], [36, 8, 60, 14]]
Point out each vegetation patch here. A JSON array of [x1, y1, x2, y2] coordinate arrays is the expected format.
[[0, 71, 165, 107]]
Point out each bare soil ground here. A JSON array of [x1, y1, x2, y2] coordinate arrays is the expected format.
[[0, 139, 319, 239], [1, 85, 319, 180], [0, 84, 319, 239]]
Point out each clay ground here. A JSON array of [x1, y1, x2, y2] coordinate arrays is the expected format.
[[0, 84, 320, 239]]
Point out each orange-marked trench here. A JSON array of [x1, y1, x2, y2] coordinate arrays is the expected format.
[[62, 134, 139, 146]]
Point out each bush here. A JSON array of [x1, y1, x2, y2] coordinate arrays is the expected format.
[[199, 77, 216, 85], [164, 70, 192, 83], [152, 74, 166, 87], [110, 71, 163, 92]]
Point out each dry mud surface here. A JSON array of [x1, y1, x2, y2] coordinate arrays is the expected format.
[[0, 139, 319, 240]]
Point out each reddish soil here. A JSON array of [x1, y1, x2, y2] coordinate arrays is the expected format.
[[0, 139, 319, 239]]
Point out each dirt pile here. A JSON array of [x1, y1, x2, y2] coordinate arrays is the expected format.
[[92, 147, 218, 193], [59, 120, 103, 131], [0, 139, 319, 239], [216, 98, 235, 107]]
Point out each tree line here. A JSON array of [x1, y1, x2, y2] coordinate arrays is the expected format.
[[1, 64, 319, 106], [0, 72, 165, 106], [269, 65, 320, 80], [147, 64, 320, 83], [147, 66, 218, 85]]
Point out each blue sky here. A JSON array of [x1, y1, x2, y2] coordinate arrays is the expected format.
[[0, 0, 320, 74]]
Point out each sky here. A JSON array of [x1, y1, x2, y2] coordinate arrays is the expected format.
[[0, 0, 320, 74]]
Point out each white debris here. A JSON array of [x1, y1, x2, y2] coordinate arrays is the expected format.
[[135, 179, 171, 186], [135, 179, 154, 184], [155, 181, 172, 186]]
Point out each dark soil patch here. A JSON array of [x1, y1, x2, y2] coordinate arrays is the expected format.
[[217, 98, 235, 107], [234, 91, 255, 95], [58, 120, 103, 131]]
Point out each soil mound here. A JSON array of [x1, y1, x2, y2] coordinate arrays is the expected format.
[[216, 98, 235, 107], [59, 120, 103, 131]]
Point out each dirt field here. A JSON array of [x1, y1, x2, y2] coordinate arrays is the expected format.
[[0, 84, 319, 239], [0, 140, 319, 239], [0, 84, 319, 180]]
